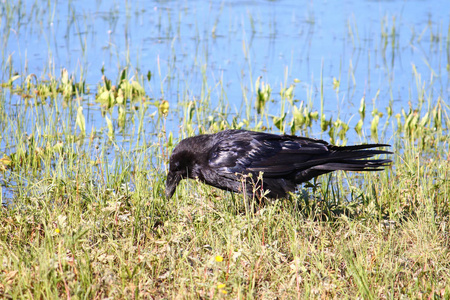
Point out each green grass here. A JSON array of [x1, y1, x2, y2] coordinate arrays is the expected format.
[[1, 1, 450, 298], [0, 65, 449, 299], [1, 155, 450, 299]]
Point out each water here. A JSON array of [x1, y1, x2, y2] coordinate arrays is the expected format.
[[2, 0, 449, 136], [0, 0, 449, 203]]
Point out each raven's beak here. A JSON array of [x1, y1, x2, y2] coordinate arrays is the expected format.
[[165, 171, 181, 199]]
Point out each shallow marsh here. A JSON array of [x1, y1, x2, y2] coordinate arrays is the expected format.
[[1, 0, 450, 298]]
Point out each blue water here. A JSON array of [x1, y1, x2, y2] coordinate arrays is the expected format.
[[1, 0, 449, 158], [1, 0, 449, 203]]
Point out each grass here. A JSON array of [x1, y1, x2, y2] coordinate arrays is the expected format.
[[0, 66, 449, 299], [1, 164, 450, 299], [1, 1, 450, 299]]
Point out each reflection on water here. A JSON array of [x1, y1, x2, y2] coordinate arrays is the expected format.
[[3, 1, 448, 129]]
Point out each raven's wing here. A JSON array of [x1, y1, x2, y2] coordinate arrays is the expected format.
[[207, 132, 332, 177]]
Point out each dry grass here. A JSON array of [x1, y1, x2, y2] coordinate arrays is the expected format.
[[1, 136, 450, 298]]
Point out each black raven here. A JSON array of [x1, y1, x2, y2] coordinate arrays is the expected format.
[[165, 129, 391, 199]]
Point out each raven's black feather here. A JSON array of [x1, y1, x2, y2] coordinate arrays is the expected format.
[[165, 129, 392, 199]]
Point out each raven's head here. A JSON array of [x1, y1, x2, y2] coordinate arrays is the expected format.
[[165, 139, 198, 199], [165, 159, 185, 199]]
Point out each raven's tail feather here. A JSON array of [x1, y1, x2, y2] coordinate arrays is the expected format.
[[312, 145, 392, 171], [312, 159, 392, 171], [292, 144, 392, 185], [291, 146, 392, 171], [330, 143, 391, 151]]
